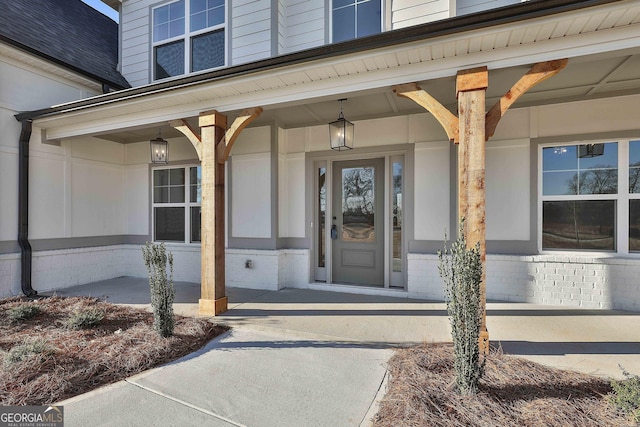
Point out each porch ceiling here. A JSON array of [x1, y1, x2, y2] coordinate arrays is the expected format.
[[34, 0, 640, 143]]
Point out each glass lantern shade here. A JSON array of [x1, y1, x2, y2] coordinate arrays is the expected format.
[[329, 116, 354, 151], [150, 137, 169, 164]]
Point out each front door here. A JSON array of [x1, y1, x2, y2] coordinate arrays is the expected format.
[[332, 158, 384, 286]]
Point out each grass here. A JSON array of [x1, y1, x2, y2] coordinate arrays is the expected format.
[[0, 296, 228, 406], [61, 307, 105, 330], [6, 303, 41, 322], [373, 343, 637, 427]]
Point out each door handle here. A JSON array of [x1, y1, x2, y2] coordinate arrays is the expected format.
[[331, 225, 338, 240]]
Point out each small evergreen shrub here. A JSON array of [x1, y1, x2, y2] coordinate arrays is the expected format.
[[62, 308, 104, 330], [4, 338, 52, 366], [610, 368, 640, 422], [142, 242, 175, 338], [7, 304, 41, 322], [438, 219, 485, 395]]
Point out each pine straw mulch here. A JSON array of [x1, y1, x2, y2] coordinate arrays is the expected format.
[[373, 343, 634, 427], [0, 296, 228, 406]]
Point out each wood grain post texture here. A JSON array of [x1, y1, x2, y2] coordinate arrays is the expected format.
[[456, 67, 490, 354], [198, 111, 228, 316]]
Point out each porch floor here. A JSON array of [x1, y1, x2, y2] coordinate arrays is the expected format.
[[45, 277, 640, 426]]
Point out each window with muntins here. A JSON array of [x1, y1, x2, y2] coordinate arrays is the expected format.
[[541, 139, 640, 253], [332, 0, 382, 43], [153, 0, 225, 80], [153, 166, 202, 243]]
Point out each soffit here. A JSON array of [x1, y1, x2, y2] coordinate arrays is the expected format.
[[35, 0, 640, 141]]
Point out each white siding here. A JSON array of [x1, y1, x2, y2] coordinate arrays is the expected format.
[[125, 165, 149, 235], [0, 58, 87, 111], [121, 0, 153, 87], [0, 138, 19, 241], [70, 161, 126, 237], [231, 126, 272, 238], [485, 139, 530, 240], [457, 0, 521, 16], [280, 153, 306, 238], [278, 0, 286, 53], [280, 0, 325, 54], [392, 0, 450, 30], [413, 141, 450, 240], [0, 52, 104, 245], [232, 0, 272, 65], [537, 95, 640, 138], [29, 153, 66, 239], [231, 153, 272, 238]]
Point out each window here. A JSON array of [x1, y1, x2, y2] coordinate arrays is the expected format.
[[628, 140, 640, 251], [332, 0, 381, 43], [153, 166, 201, 243], [541, 143, 618, 251], [541, 140, 640, 253], [153, 0, 225, 80]]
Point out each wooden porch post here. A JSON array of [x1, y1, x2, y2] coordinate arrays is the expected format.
[[394, 59, 568, 354], [171, 107, 262, 316], [456, 67, 489, 353], [199, 110, 228, 315]]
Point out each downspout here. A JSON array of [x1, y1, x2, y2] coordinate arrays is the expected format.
[[17, 118, 37, 297]]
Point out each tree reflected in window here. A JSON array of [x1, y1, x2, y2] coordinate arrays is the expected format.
[[342, 167, 375, 242]]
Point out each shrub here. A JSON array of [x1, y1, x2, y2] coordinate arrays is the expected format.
[[4, 338, 52, 366], [62, 308, 104, 330], [438, 219, 485, 395], [610, 368, 640, 422], [6, 303, 41, 322], [142, 242, 175, 338]]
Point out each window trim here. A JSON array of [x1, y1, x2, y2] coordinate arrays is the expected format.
[[538, 138, 640, 255], [329, 0, 384, 44], [151, 0, 228, 81], [152, 164, 202, 244]]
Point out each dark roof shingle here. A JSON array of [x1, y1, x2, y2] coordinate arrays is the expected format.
[[0, 0, 130, 90]]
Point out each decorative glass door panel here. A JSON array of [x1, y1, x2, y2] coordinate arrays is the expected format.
[[332, 159, 384, 286]]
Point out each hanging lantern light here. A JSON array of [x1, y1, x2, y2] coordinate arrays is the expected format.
[[150, 128, 169, 164], [329, 99, 354, 151]]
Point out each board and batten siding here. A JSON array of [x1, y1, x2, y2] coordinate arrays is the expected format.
[[230, 127, 272, 239]]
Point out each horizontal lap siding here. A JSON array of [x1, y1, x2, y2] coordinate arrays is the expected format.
[[392, 0, 450, 29], [282, 0, 325, 54], [121, 0, 152, 87], [232, 0, 272, 65], [456, 0, 521, 16]]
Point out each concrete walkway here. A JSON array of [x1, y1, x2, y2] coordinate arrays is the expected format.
[[50, 277, 640, 427]]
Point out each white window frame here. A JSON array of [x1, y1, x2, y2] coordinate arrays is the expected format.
[[330, 0, 383, 43], [152, 0, 227, 81], [152, 164, 202, 244], [538, 138, 640, 255]]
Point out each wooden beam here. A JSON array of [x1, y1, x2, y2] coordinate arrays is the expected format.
[[169, 119, 203, 160], [456, 67, 489, 355], [198, 110, 227, 316], [393, 83, 459, 143], [485, 59, 568, 140], [216, 107, 263, 163]]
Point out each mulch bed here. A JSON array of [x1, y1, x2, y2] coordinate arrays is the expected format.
[[373, 343, 633, 427], [0, 296, 228, 406]]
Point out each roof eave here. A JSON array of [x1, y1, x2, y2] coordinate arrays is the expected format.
[[14, 0, 621, 122]]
